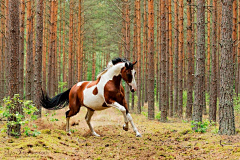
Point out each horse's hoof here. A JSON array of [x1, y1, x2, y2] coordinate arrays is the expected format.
[[123, 124, 128, 131], [67, 131, 72, 136], [136, 133, 142, 137], [123, 126, 129, 131], [92, 132, 100, 137]]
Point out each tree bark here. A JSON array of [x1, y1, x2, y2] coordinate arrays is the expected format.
[[148, 0, 155, 120], [173, 0, 178, 116], [192, 0, 205, 130], [8, 0, 21, 136], [219, 0, 236, 135], [136, 0, 141, 114], [168, 0, 173, 117], [186, 0, 194, 119], [33, 0, 44, 117], [209, 0, 217, 123], [160, 0, 167, 122], [178, 0, 183, 118], [26, 0, 33, 100]]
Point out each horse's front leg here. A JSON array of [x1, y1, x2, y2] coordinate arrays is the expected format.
[[108, 100, 141, 137]]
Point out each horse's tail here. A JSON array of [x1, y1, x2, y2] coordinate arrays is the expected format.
[[40, 88, 71, 110]]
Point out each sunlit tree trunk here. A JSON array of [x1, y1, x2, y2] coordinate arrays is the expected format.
[[178, 0, 183, 118], [142, 0, 147, 106], [62, 1, 66, 83], [238, 0, 240, 94], [68, 0, 73, 88], [168, 0, 173, 117], [148, 0, 155, 120], [136, 0, 141, 114], [78, 0, 82, 82], [26, 0, 33, 100], [144, 0, 148, 103], [219, 0, 236, 135]]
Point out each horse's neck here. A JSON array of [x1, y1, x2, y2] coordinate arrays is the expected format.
[[103, 63, 124, 80]]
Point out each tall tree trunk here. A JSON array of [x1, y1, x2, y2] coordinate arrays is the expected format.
[[62, 1, 66, 82], [8, 0, 21, 136], [173, 0, 178, 116], [168, 0, 173, 117], [193, 0, 205, 130], [0, 2, 5, 99], [68, 0, 73, 88], [206, 0, 211, 94], [19, 0, 25, 99], [144, 0, 148, 103], [42, 0, 47, 91], [78, 0, 82, 82], [33, 0, 44, 117], [219, 0, 235, 135], [238, 0, 240, 94], [232, 0, 237, 93], [26, 0, 33, 100], [186, 0, 194, 119], [209, 0, 217, 123], [148, 0, 155, 120], [178, 0, 183, 118], [160, 0, 167, 122], [136, 0, 141, 114]]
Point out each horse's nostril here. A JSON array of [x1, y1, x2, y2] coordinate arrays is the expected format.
[[131, 89, 135, 92]]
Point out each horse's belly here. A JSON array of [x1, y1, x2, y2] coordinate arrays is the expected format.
[[83, 89, 108, 111]]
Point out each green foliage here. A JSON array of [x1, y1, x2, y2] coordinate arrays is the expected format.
[[58, 81, 68, 92], [233, 95, 240, 113], [45, 111, 59, 122], [0, 94, 41, 137], [191, 120, 210, 133], [155, 111, 161, 120], [141, 111, 148, 118]]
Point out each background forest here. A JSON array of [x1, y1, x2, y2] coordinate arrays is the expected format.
[[0, 0, 240, 158]]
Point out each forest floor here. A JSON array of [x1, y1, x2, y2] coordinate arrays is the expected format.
[[0, 104, 239, 160]]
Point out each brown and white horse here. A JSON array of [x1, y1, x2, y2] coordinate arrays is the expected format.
[[41, 58, 141, 137]]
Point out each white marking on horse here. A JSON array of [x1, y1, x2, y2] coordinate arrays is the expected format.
[[83, 63, 125, 111], [128, 69, 137, 91]]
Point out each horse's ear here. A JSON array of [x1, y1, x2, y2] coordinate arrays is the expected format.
[[132, 61, 137, 66], [125, 62, 129, 68]]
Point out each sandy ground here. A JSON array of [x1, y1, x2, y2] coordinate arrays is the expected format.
[[0, 106, 239, 160]]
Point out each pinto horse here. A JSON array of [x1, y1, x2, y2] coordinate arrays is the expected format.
[[41, 58, 141, 137]]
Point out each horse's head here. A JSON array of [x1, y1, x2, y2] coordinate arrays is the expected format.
[[121, 61, 137, 92]]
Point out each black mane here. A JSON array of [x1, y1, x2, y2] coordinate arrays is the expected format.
[[111, 57, 134, 69], [111, 57, 128, 65]]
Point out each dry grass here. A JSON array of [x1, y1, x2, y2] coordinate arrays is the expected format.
[[0, 106, 239, 160]]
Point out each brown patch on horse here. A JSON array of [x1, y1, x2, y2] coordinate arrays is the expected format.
[[87, 77, 101, 88], [104, 75, 129, 113], [93, 87, 98, 95], [121, 67, 133, 84], [77, 81, 90, 105]]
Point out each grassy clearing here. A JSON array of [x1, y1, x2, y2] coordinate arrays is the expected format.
[[0, 106, 239, 160]]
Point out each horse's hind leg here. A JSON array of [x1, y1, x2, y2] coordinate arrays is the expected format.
[[65, 103, 81, 135], [85, 108, 100, 137]]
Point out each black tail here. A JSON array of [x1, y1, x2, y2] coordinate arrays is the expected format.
[[41, 88, 71, 110]]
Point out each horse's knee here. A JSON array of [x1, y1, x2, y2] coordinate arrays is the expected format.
[[66, 108, 80, 118]]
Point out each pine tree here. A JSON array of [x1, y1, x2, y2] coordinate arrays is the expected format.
[[219, 0, 236, 135]]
